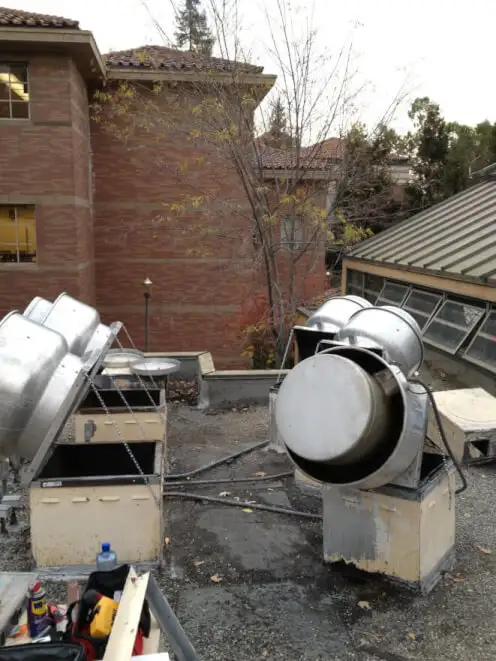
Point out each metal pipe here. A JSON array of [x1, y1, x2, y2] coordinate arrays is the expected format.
[[166, 440, 269, 480], [163, 471, 293, 488], [144, 291, 150, 352], [163, 491, 323, 520]]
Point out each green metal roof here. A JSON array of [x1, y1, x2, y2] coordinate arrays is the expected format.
[[346, 179, 496, 286]]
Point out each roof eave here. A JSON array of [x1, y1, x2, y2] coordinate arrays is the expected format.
[[0, 26, 106, 80], [343, 255, 496, 287], [261, 167, 330, 180], [106, 67, 276, 87]]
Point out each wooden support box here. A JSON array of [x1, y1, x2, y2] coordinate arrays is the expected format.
[[29, 439, 165, 568], [322, 454, 456, 594]]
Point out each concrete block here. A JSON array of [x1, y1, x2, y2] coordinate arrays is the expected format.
[[427, 387, 496, 462]]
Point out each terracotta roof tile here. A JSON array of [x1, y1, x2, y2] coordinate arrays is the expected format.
[[0, 6, 79, 28], [257, 143, 328, 170], [104, 45, 263, 74]]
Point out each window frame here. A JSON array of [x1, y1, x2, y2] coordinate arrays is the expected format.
[[376, 280, 411, 307], [422, 296, 488, 355], [362, 274, 384, 304], [462, 306, 496, 374], [346, 270, 364, 297], [0, 62, 30, 121], [280, 215, 305, 250], [400, 287, 444, 330], [0, 205, 37, 265]]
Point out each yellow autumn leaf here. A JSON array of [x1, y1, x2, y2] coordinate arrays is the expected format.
[[210, 574, 223, 583]]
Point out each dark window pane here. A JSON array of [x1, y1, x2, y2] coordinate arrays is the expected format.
[[348, 270, 364, 287], [403, 289, 442, 317], [423, 320, 467, 352], [465, 311, 496, 372], [435, 300, 485, 329], [0, 102, 10, 118], [348, 284, 362, 296], [364, 274, 383, 293], [377, 281, 409, 305], [0, 79, 8, 100], [11, 102, 29, 119], [9, 64, 28, 83]]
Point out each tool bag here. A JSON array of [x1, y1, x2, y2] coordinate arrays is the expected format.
[[64, 565, 151, 661], [0, 643, 86, 661]]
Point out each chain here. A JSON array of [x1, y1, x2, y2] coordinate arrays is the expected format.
[[84, 373, 162, 509], [118, 326, 163, 407]]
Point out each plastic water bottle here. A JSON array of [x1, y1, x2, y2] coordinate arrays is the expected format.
[[96, 542, 117, 571]]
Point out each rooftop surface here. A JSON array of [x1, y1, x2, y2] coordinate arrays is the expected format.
[[2, 363, 496, 661], [347, 179, 496, 285]]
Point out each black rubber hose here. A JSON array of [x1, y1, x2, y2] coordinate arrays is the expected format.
[[163, 491, 323, 520], [409, 378, 468, 494], [164, 472, 293, 488], [166, 440, 269, 479]]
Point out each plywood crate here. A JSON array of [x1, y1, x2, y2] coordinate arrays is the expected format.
[[29, 439, 165, 567]]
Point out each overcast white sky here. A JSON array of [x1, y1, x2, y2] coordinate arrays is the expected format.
[[5, 0, 496, 134]]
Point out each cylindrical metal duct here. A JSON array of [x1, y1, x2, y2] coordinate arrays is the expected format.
[[275, 345, 423, 489], [0, 312, 84, 458], [306, 295, 372, 334], [337, 305, 423, 376], [24, 293, 113, 361]]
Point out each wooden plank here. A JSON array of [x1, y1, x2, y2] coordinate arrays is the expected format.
[[103, 568, 150, 661], [0, 572, 37, 636]]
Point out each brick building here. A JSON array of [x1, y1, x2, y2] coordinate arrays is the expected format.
[[0, 7, 325, 367]]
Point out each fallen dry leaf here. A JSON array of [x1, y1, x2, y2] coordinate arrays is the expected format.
[[357, 601, 372, 611], [210, 574, 223, 583], [218, 491, 231, 497], [242, 508, 253, 513], [476, 545, 492, 555], [193, 561, 205, 567], [164, 537, 170, 546], [408, 633, 415, 640], [253, 471, 266, 477], [445, 573, 465, 583]]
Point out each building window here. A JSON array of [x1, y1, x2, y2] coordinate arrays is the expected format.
[[0, 206, 37, 263], [401, 288, 443, 329], [281, 216, 304, 249], [0, 64, 30, 120], [346, 270, 364, 297], [362, 274, 383, 304], [423, 297, 486, 354], [376, 281, 410, 306], [463, 308, 496, 373]]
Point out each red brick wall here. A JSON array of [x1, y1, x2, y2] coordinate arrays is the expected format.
[[91, 83, 255, 367], [0, 53, 93, 315]]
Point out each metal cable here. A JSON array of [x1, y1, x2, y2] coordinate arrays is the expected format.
[[163, 491, 323, 520], [409, 378, 468, 494]]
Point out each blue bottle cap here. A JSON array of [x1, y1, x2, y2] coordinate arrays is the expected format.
[[101, 542, 110, 552]]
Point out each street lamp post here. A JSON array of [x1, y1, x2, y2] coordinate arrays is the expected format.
[[143, 277, 153, 352]]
